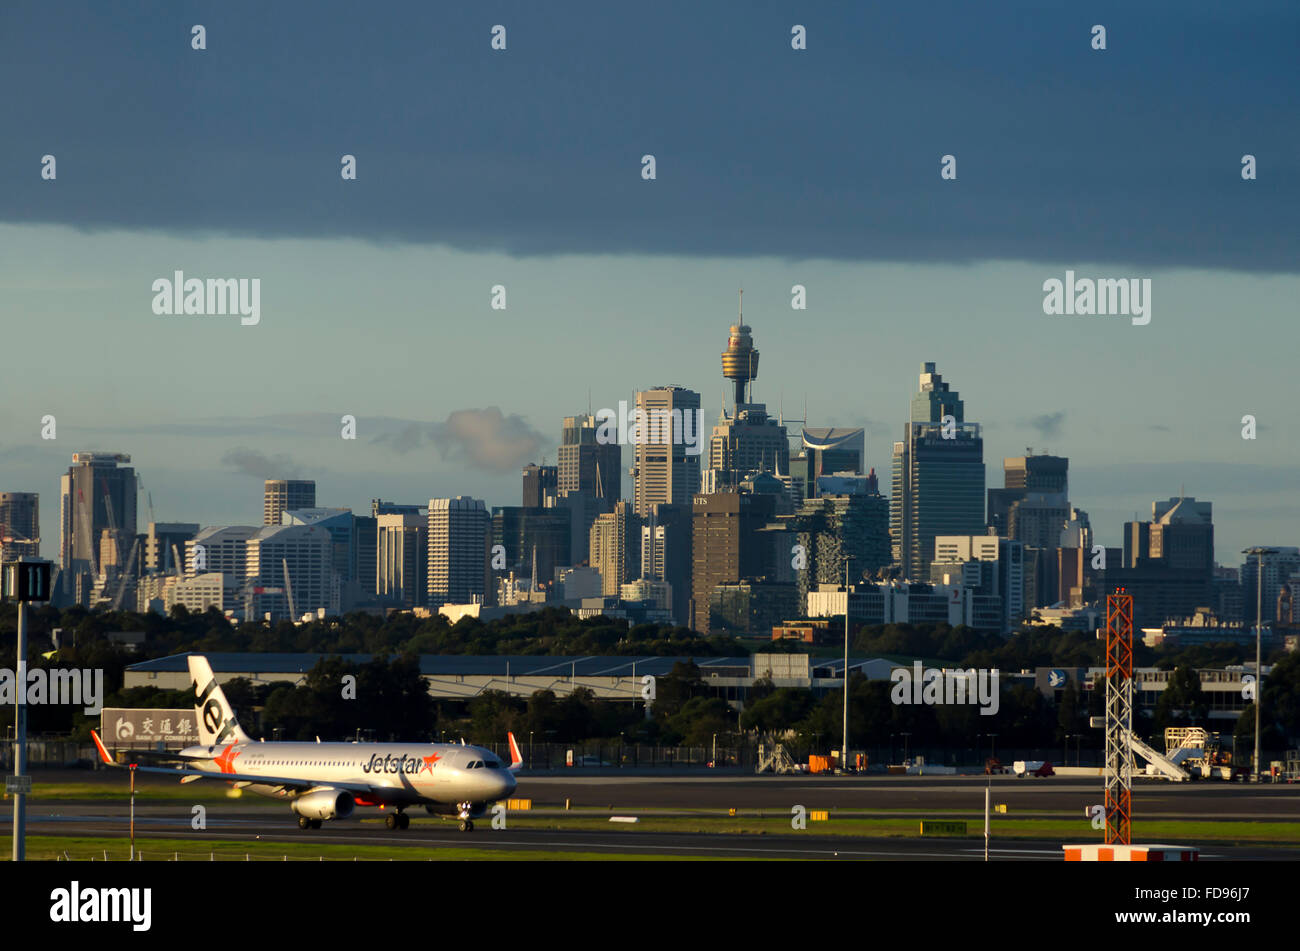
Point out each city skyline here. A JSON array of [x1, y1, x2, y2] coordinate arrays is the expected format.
[[2, 2, 1296, 571]]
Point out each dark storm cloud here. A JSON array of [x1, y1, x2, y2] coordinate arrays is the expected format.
[[1, 1, 1295, 271]]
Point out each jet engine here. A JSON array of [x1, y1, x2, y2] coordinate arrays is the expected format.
[[291, 788, 355, 821]]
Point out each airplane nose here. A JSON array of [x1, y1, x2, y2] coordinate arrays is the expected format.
[[500, 773, 517, 798]]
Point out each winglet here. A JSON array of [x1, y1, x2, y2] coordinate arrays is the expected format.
[[507, 731, 523, 772], [90, 729, 115, 766]]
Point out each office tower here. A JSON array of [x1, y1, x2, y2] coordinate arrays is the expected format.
[[790, 491, 892, 606], [1241, 547, 1300, 626], [709, 320, 789, 488], [631, 386, 702, 517], [589, 501, 642, 596], [0, 492, 40, 560], [987, 454, 1069, 537], [377, 512, 428, 608], [800, 428, 865, 494], [691, 491, 778, 634], [521, 464, 559, 509], [186, 526, 259, 582], [558, 414, 620, 505], [280, 507, 377, 605], [427, 496, 490, 607], [492, 506, 571, 587], [263, 479, 315, 526], [144, 522, 199, 575], [59, 452, 137, 603], [640, 502, 693, 626], [890, 364, 985, 579], [1108, 496, 1218, 627], [247, 523, 337, 620], [930, 535, 1025, 629]]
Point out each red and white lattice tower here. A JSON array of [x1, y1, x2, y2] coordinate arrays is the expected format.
[[1104, 589, 1134, 845]]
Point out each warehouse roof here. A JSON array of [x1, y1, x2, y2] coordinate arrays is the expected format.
[[126, 652, 754, 678]]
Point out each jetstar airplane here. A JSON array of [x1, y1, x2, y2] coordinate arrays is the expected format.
[[91, 654, 520, 831]]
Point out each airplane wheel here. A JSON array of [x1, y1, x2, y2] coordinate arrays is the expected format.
[[298, 816, 311, 830], [386, 813, 399, 830], [310, 819, 322, 829], [458, 819, 470, 832], [398, 813, 410, 830]]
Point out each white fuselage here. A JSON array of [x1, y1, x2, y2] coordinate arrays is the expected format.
[[179, 740, 516, 814]]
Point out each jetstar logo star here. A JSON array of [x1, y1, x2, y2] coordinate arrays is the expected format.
[[421, 753, 441, 774], [213, 743, 241, 774]]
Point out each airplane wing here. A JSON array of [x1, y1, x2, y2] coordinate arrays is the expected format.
[[507, 731, 523, 772], [90, 730, 375, 796]]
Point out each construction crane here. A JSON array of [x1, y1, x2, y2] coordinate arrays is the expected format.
[[282, 558, 297, 622], [76, 489, 97, 578], [111, 537, 141, 611]]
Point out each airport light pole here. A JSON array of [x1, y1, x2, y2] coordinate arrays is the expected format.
[[5, 558, 53, 863], [1244, 547, 1276, 782], [842, 557, 855, 772], [901, 732, 911, 765]]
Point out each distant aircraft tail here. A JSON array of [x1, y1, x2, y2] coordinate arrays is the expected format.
[[507, 731, 523, 772], [188, 654, 252, 747]]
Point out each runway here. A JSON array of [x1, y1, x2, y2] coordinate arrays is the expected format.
[[13, 768, 1300, 860]]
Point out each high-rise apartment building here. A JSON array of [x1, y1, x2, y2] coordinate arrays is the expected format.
[[0, 492, 40, 561], [631, 386, 702, 517], [890, 364, 985, 579], [60, 452, 137, 603], [263, 479, 315, 526], [427, 496, 490, 607]]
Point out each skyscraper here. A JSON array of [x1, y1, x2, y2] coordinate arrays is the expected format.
[[890, 364, 985, 579], [589, 501, 642, 596], [263, 479, 315, 526], [632, 385, 702, 516], [59, 452, 137, 604], [377, 512, 428, 608], [521, 463, 558, 508], [427, 496, 490, 607], [558, 414, 620, 504], [0, 492, 40, 560], [640, 502, 693, 626], [988, 454, 1069, 537], [691, 491, 778, 634]]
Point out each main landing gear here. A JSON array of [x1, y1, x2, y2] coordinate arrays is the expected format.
[[385, 811, 410, 830], [297, 816, 322, 830]]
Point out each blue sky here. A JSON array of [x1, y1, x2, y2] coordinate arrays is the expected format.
[[1, 1, 1296, 566]]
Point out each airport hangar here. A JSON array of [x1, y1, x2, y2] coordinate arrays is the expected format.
[[124, 652, 901, 706], [123, 653, 1255, 721]]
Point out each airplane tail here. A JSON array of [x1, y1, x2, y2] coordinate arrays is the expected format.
[[507, 731, 523, 772], [188, 654, 252, 747]]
